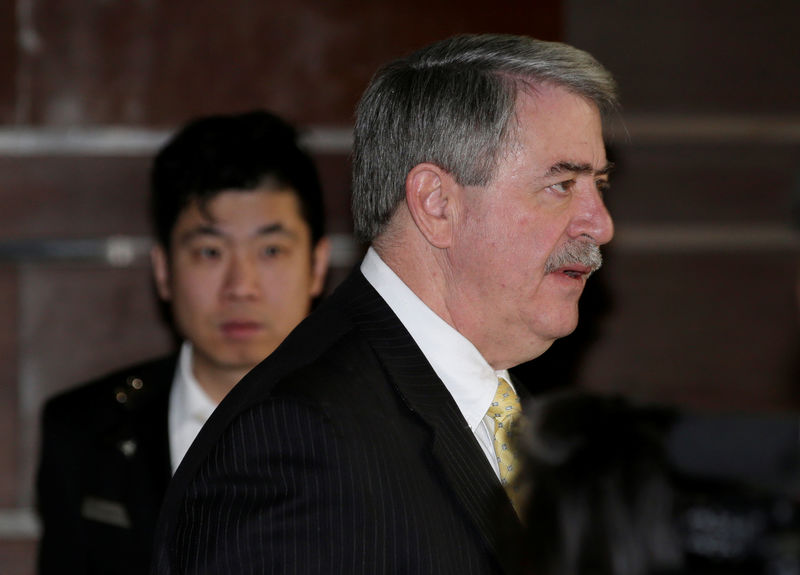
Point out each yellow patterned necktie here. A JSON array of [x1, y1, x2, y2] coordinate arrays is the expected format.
[[487, 377, 522, 512]]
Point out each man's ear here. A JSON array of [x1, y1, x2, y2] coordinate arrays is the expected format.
[[405, 163, 459, 249], [150, 244, 172, 302], [309, 237, 331, 297]]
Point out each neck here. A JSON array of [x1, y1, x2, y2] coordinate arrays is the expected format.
[[376, 230, 479, 359], [375, 233, 552, 371], [190, 355, 249, 404]]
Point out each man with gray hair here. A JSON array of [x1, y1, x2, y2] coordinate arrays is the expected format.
[[154, 33, 618, 574]]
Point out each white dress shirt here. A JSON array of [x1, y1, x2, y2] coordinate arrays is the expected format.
[[167, 342, 217, 474], [361, 247, 512, 479]]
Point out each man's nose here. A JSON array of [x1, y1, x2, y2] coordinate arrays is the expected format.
[[569, 186, 614, 245], [223, 253, 260, 299]]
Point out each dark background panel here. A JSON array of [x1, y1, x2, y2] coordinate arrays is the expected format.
[[0, 151, 353, 240], [17, 0, 561, 126], [604, 142, 800, 226], [0, 269, 19, 506], [567, 0, 800, 114], [0, 156, 152, 239], [579, 251, 800, 410], [0, 541, 35, 575], [516, 250, 800, 412], [0, 0, 16, 123]]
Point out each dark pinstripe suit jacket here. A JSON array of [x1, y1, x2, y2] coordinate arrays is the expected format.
[[153, 268, 522, 574]]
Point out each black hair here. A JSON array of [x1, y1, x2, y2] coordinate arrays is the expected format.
[[516, 392, 684, 575], [150, 110, 325, 249]]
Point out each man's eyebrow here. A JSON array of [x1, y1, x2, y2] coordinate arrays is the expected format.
[[545, 161, 616, 177], [256, 222, 296, 237], [177, 225, 222, 244], [177, 222, 297, 244]]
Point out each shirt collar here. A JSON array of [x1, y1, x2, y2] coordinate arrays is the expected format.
[[172, 341, 218, 426], [360, 247, 510, 431]]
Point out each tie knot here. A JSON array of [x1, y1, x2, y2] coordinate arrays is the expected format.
[[487, 377, 521, 422]]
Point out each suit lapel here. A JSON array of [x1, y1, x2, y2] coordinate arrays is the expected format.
[[339, 271, 520, 567]]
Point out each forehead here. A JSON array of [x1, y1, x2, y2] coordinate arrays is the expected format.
[[509, 83, 605, 169], [178, 187, 304, 228]]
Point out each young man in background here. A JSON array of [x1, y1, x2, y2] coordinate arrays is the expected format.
[[36, 110, 330, 575]]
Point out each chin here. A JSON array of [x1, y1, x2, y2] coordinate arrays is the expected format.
[[215, 347, 275, 372], [545, 318, 580, 343]]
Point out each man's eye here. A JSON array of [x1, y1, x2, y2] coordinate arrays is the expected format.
[[547, 181, 572, 195], [262, 245, 284, 258], [196, 246, 222, 259], [596, 179, 611, 196]]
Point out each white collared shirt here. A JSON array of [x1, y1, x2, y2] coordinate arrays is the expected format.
[[360, 247, 511, 479], [167, 342, 217, 474]]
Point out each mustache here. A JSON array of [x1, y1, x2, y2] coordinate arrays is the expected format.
[[544, 239, 603, 275]]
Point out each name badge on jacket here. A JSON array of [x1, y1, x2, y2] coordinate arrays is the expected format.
[[80, 497, 132, 529]]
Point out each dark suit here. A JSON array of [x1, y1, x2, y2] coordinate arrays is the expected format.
[[37, 355, 177, 575], [154, 269, 522, 574]]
